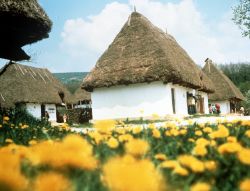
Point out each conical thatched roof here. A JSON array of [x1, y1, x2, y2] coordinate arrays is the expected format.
[[0, 62, 73, 108], [73, 87, 91, 103], [0, 0, 52, 61], [202, 59, 245, 101], [82, 12, 214, 93]]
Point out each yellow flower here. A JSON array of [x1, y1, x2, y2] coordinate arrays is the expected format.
[[170, 129, 179, 136], [32, 135, 97, 170], [218, 142, 242, 154], [209, 124, 229, 139], [165, 131, 171, 137], [204, 161, 217, 171], [210, 140, 217, 147], [106, 137, 119, 149], [188, 138, 195, 143], [238, 148, 250, 165], [115, 128, 126, 135], [148, 123, 156, 129], [152, 129, 161, 138], [29, 140, 37, 146], [178, 155, 205, 173], [196, 138, 210, 147], [118, 134, 133, 143], [132, 126, 142, 134], [0, 124, 2, 128], [34, 172, 73, 191], [193, 145, 207, 157], [187, 119, 194, 125], [173, 165, 189, 176], [94, 120, 116, 134], [165, 122, 177, 129], [195, 130, 203, 136], [240, 179, 250, 191], [3, 116, 9, 121], [241, 120, 250, 126], [191, 182, 211, 191], [125, 139, 149, 156], [102, 155, 166, 191], [0, 153, 28, 191], [88, 131, 104, 145], [21, 124, 29, 129], [154, 154, 167, 161], [160, 160, 179, 169], [203, 127, 213, 133], [5, 138, 13, 143], [245, 130, 250, 138], [180, 129, 187, 135], [227, 136, 237, 143], [198, 123, 205, 128]]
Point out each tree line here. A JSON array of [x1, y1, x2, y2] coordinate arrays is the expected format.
[[218, 62, 250, 95]]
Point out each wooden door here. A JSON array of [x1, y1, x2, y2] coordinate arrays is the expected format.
[[200, 98, 204, 114]]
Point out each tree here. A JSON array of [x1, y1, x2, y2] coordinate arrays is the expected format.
[[232, 0, 250, 38], [242, 90, 250, 115]]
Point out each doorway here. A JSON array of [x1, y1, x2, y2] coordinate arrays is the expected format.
[[171, 88, 176, 114], [41, 104, 45, 119]]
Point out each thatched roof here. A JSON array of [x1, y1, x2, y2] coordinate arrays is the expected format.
[[82, 12, 214, 93], [0, 62, 73, 108], [202, 59, 245, 101], [0, 0, 52, 61], [73, 87, 91, 103]]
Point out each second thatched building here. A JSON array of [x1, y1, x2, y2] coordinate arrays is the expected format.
[[203, 58, 245, 114], [0, 62, 73, 121], [82, 12, 214, 120]]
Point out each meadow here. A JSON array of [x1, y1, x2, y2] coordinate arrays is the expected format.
[[0, 110, 250, 191]]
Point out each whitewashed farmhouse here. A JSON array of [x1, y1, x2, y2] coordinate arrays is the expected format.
[[203, 58, 245, 114], [82, 12, 214, 120], [0, 62, 73, 121]]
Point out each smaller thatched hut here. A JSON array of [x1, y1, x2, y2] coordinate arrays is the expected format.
[[82, 12, 214, 120], [0, 0, 52, 61], [73, 87, 91, 108], [203, 58, 245, 114], [0, 62, 73, 121]]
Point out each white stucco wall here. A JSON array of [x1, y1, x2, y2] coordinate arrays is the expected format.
[[26, 103, 41, 119], [26, 103, 57, 121], [91, 82, 195, 120], [45, 104, 57, 121], [210, 100, 230, 114]]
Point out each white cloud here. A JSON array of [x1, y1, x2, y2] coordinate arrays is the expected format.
[[61, 2, 131, 70], [61, 0, 250, 71]]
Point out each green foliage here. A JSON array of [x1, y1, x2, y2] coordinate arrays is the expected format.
[[219, 63, 250, 95], [0, 108, 70, 146], [242, 90, 250, 114], [53, 72, 89, 93], [232, 0, 250, 38]]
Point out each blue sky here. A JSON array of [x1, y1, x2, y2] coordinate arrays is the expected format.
[[1, 0, 249, 72]]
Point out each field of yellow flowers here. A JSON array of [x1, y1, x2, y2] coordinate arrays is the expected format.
[[1, 113, 250, 191]]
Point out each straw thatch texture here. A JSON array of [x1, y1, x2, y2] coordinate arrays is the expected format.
[[0, 0, 52, 61], [203, 60, 245, 101], [0, 62, 73, 108], [74, 87, 91, 103], [82, 12, 214, 93]]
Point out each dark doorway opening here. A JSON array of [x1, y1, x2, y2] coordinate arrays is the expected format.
[[41, 104, 45, 119], [171, 88, 176, 114]]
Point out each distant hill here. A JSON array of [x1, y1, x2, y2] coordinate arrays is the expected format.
[[53, 72, 88, 94]]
